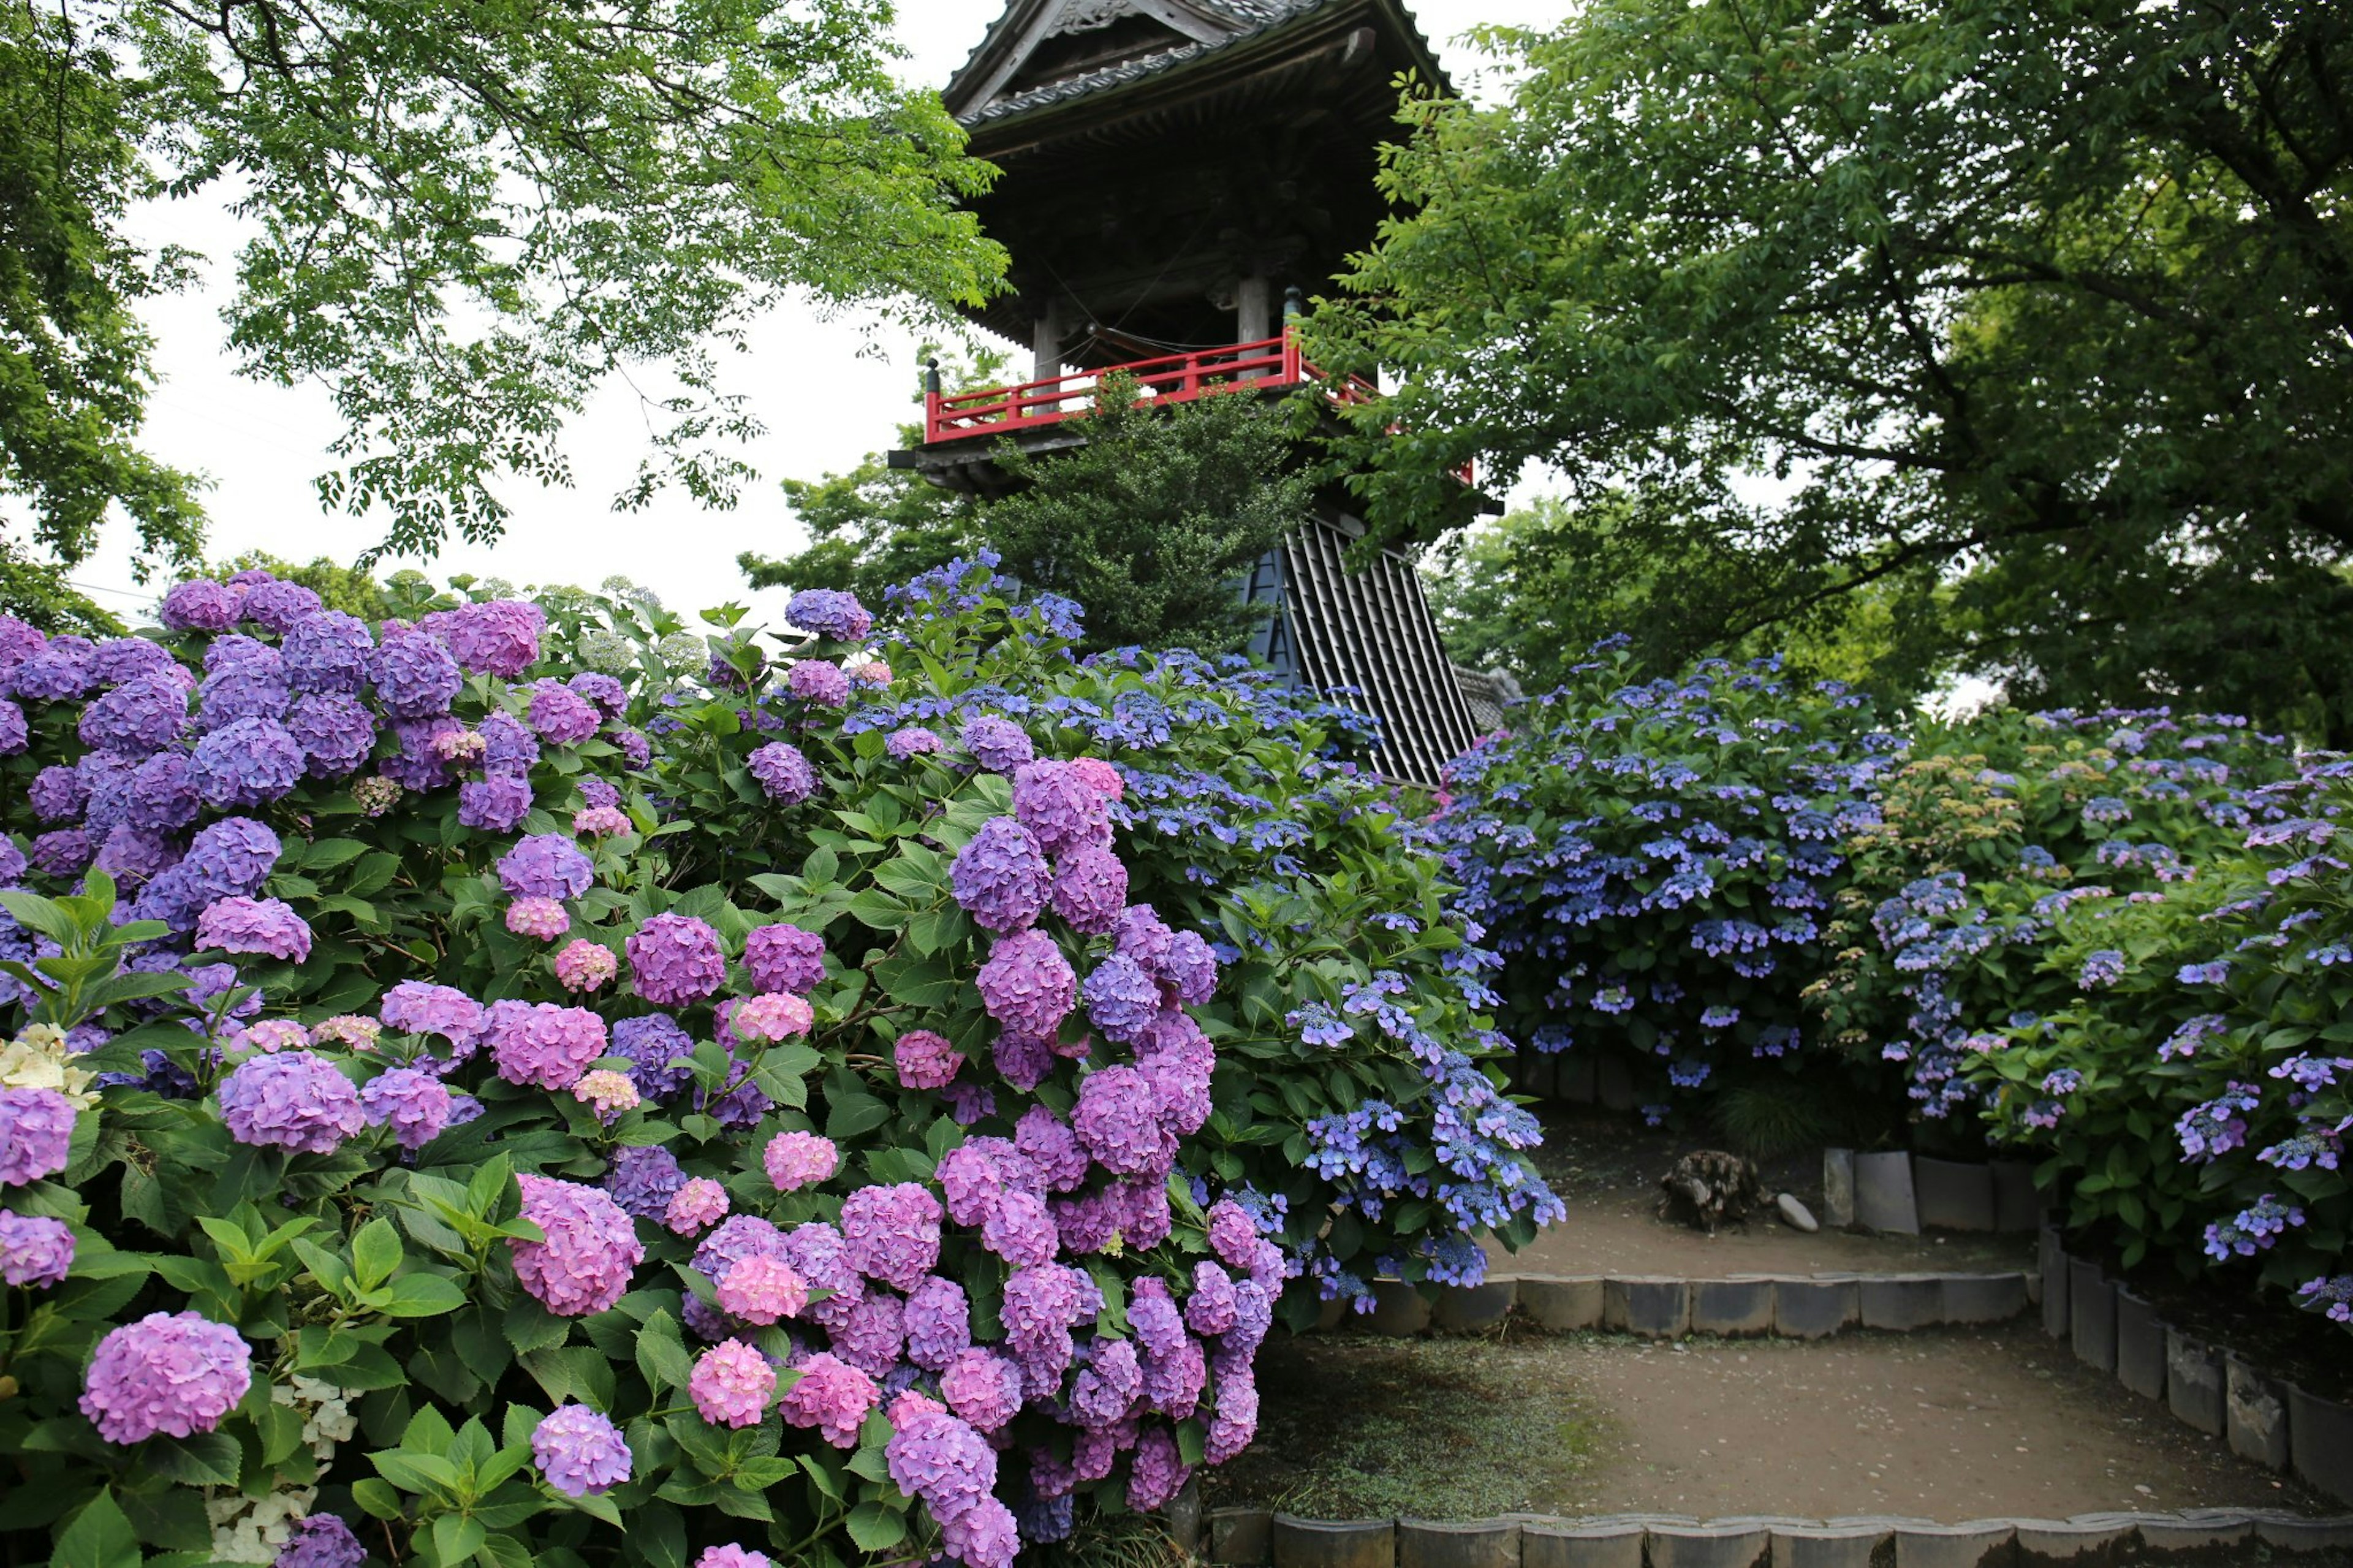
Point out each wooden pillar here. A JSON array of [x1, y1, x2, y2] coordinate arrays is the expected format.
[[1236, 275, 1272, 345], [1031, 303, 1063, 386]]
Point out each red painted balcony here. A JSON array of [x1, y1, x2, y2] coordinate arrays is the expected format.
[[922, 331, 1375, 444]]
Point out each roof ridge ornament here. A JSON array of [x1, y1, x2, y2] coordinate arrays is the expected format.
[[1050, 0, 1140, 33]]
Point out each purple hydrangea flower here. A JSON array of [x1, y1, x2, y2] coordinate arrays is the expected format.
[[627, 913, 727, 1006], [886, 726, 941, 758], [610, 1012, 696, 1099], [0, 1210, 75, 1287], [942, 1348, 1023, 1433], [94, 825, 176, 885], [282, 612, 375, 695], [379, 981, 485, 1048], [498, 833, 594, 900], [29, 828, 89, 878], [748, 741, 819, 805], [787, 661, 851, 706], [841, 1183, 944, 1291], [1012, 760, 1112, 856], [961, 715, 1034, 773], [532, 1404, 632, 1496], [459, 776, 536, 833], [529, 679, 602, 745], [510, 1173, 645, 1316], [445, 600, 544, 678], [942, 1499, 1020, 1568], [275, 1515, 366, 1568], [220, 1051, 365, 1154], [381, 717, 459, 790], [197, 896, 314, 961], [603, 1144, 686, 1219], [87, 636, 180, 687], [694, 1213, 792, 1281], [904, 1276, 972, 1371], [79, 1310, 251, 1442], [786, 589, 873, 642], [476, 709, 540, 777], [894, 1028, 964, 1091], [240, 578, 323, 634], [951, 817, 1051, 933], [123, 752, 199, 832], [372, 626, 463, 717], [1127, 1424, 1191, 1511], [744, 923, 826, 994], [0, 1085, 77, 1188], [10, 635, 96, 702], [360, 1067, 453, 1149], [1083, 955, 1162, 1046], [161, 580, 243, 632], [1016, 1106, 1090, 1192], [285, 693, 378, 778], [885, 1401, 997, 1521], [0, 699, 25, 756], [191, 716, 305, 806], [977, 930, 1077, 1039], [196, 661, 290, 731], [1074, 1066, 1176, 1176], [79, 675, 189, 754], [29, 764, 87, 822], [569, 671, 627, 718], [1050, 843, 1127, 936]]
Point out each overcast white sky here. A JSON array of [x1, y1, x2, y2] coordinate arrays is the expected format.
[[64, 0, 1570, 626]]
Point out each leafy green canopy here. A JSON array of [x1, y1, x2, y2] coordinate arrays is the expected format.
[[1313, 0, 2353, 737], [1, 0, 1004, 625], [746, 374, 1313, 656]]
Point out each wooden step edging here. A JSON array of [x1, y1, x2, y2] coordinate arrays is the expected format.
[[1185, 1508, 2353, 1567], [1322, 1270, 2036, 1341]]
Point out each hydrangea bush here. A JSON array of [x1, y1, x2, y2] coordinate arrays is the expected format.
[[1431, 641, 1898, 1119], [1952, 761, 2351, 1327], [0, 562, 1548, 1567]]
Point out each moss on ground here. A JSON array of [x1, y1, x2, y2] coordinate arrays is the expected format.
[[1201, 1331, 1612, 1519]]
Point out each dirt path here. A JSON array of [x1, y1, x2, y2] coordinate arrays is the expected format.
[[1205, 1323, 2335, 1523], [1487, 1108, 2034, 1279]]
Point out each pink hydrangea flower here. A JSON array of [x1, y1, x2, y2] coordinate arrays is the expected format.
[[510, 1174, 644, 1316], [196, 895, 313, 961], [763, 1130, 839, 1193], [844, 658, 892, 688], [78, 1311, 252, 1443], [779, 1350, 878, 1448], [689, 1339, 775, 1428], [1069, 756, 1123, 800], [573, 1069, 640, 1117], [695, 1548, 772, 1568], [730, 991, 813, 1045], [554, 939, 619, 992], [941, 1349, 1022, 1433], [893, 1028, 963, 1091], [506, 896, 570, 941], [312, 1015, 383, 1051], [716, 1254, 808, 1325], [240, 1018, 311, 1054], [574, 805, 632, 836], [488, 1001, 607, 1090], [666, 1177, 730, 1235]]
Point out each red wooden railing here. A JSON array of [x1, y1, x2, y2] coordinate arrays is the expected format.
[[922, 331, 1378, 444]]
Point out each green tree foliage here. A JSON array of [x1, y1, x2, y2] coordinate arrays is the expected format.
[[985, 374, 1313, 654], [1313, 0, 2353, 737], [1427, 496, 1931, 700], [748, 372, 1314, 654], [2, 0, 1004, 628], [1, 4, 205, 631], [207, 551, 392, 621]]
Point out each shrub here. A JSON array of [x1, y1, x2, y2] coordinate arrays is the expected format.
[[0, 559, 1547, 1566], [1953, 761, 2351, 1325], [1431, 640, 1896, 1121]]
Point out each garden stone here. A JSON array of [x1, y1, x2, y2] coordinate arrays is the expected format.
[[2134, 1511, 2252, 1556], [1691, 1278, 1775, 1336], [1647, 1521, 1772, 1568], [1367, 1279, 1432, 1337], [1774, 1277, 1859, 1339], [1859, 1274, 1943, 1330], [2067, 1259, 2115, 1372], [1519, 1275, 1605, 1332], [1211, 1508, 1275, 1566], [2112, 1289, 2164, 1401], [2254, 1514, 2353, 1553], [1913, 1157, 1995, 1232], [1854, 1151, 1920, 1233], [1990, 1161, 2040, 1232], [2164, 1329, 2224, 1435], [2038, 1230, 2069, 1339], [2288, 1383, 2353, 1504], [1433, 1279, 1518, 1333], [2224, 1354, 2289, 1468], [1604, 1276, 1689, 1338], [1398, 1518, 1520, 1568], [1598, 1054, 1636, 1112], [1891, 1519, 2017, 1567], [1273, 1515, 1394, 1568], [1167, 1481, 1203, 1553], [1517, 1050, 1555, 1099], [1822, 1149, 1856, 1228], [1777, 1192, 1819, 1233], [2009, 1517, 2134, 1566], [1941, 1273, 2029, 1325], [1768, 1521, 1892, 1568], [1518, 1518, 1646, 1568], [1558, 1053, 1599, 1104]]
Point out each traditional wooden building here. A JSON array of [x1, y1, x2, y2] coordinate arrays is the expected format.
[[890, 0, 1498, 784]]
